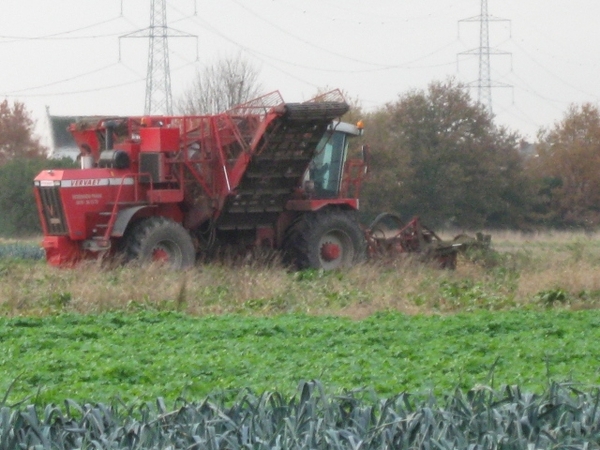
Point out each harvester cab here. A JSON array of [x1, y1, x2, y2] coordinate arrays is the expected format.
[[304, 121, 364, 199]]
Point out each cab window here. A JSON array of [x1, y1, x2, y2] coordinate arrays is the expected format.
[[307, 131, 348, 198]]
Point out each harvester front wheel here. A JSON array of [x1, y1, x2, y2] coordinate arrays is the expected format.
[[284, 209, 365, 270], [124, 217, 195, 269]]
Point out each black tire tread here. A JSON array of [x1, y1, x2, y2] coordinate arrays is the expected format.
[[124, 217, 195, 269], [283, 209, 365, 270]]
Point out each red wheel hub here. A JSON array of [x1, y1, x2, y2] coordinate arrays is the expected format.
[[152, 248, 170, 262], [320, 242, 341, 261]]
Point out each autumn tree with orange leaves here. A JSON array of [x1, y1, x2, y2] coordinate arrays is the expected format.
[[0, 99, 46, 165], [533, 103, 600, 227]]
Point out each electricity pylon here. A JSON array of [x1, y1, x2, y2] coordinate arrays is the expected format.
[[120, 0, 197, 115], [458, 0, 511, 114]]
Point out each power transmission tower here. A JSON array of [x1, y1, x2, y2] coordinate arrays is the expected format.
[[458, 0, 511, 114], [120, 0, 197, 115]]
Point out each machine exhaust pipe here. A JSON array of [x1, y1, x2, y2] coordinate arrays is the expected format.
[[105, 121, 116, 150]]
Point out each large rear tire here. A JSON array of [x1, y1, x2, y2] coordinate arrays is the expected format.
[[284, 209, 366, 270], [124, 217, 196, 269]]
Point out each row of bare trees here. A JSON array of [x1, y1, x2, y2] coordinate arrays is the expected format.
[[2, 55, 600, 234]]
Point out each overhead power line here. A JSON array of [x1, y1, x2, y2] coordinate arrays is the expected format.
[[227, 0, 389, 69], [0, 60, 197, 99], [0, 16, 123, 43], [0, 62, 121, 95]]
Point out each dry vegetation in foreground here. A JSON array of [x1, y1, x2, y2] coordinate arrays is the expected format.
[[2, 229, 600, 317]]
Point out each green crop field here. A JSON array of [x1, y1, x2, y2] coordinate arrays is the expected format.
[[2, 310, 600, 405]]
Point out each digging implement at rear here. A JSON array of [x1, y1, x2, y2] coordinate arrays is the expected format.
[[365, 213, 491, 269]]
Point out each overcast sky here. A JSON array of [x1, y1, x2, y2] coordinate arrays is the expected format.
[[1, 0, 599, 144]]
